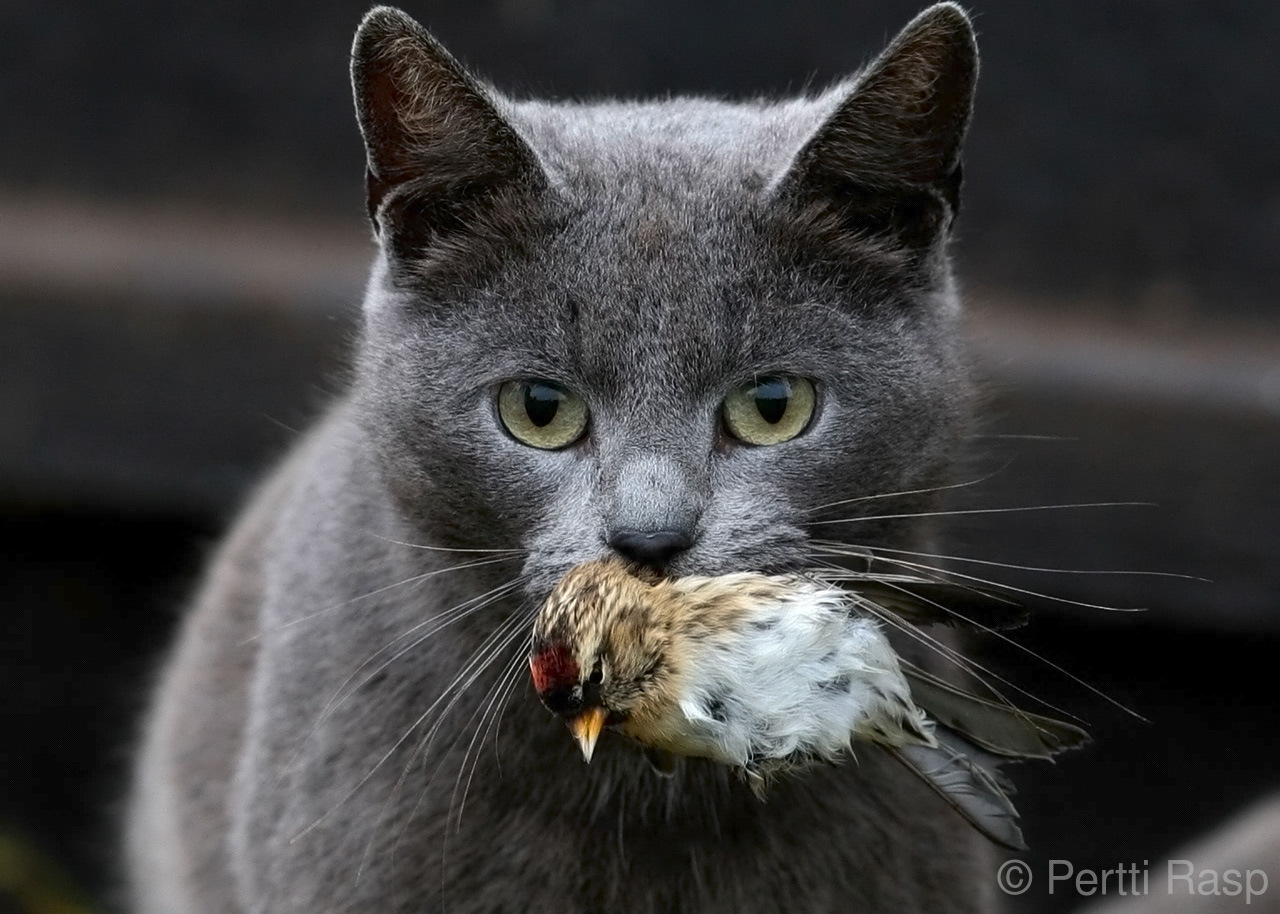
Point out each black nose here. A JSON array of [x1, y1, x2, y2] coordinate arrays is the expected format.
[[608, 529, 693, 569]]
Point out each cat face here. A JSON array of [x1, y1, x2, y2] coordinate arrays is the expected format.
[[349, 8, 977, 600]]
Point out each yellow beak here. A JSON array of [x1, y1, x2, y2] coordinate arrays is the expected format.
[[567, 707, 608, 763]]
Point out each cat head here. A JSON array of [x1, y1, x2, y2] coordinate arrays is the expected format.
[[348, 5, 978, 597]]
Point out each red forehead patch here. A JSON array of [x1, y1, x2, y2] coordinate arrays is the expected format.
[[529, 643, 578, 696]]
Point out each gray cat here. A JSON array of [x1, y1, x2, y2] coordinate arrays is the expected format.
[[128, 4, 991, 911]]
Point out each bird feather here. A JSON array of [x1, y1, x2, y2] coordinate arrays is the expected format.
[[902, 663, 1091, 760], [890, 729, 1028, 851]]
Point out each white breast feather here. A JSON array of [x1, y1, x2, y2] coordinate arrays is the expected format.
[[675, 581, 933, 768]]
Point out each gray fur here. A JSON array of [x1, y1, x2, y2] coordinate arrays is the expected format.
[[128, 4, 991, 912]]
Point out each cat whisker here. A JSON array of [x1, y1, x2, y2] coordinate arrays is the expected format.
[[849, 582, 1068, 721], [367, 532, 525, 555], [812, 546, 1138, 719], [304, 596, 533, 849], [433, 621, 533, 909], [811, 557, 1078, 721], [374, 605, 535, 877], [814, 546, 1023, 607], [809, 559, 1022, 698], [966, 433, 1078, 441], [487, 644, 528, 774], [873, 575, 1141, 721], [366, 604, 535, 875], [827, 541, 1209, 582], [321, 578, 524, 719], [837, 545, 1149, 613], [420, 610, 536, 877], [282, 577, 523, 783], [244, 553, 520, 645], [423, 608, 535, 781], [487, 639, 535, 780], [861, 607, 1042, 715], [805, 500, 1156, 527], [803, 463, 1011, 516], [412, 604, 534, 765], [450, 636, 533, 833]]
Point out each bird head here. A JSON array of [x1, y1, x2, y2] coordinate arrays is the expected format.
[[529, 559, 674, 762]]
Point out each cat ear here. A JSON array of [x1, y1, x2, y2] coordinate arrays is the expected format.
[[350, 7, 547, 266], [773, 3, 978, 252]]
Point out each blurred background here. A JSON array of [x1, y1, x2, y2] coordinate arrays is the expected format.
[[1, 2, 1277, 912]]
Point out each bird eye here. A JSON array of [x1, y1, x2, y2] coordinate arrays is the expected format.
[[497, 379, 589, 450], [588, 660, 604, 685], [722, 376, 816, 446]]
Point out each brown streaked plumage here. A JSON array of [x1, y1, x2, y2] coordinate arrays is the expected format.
[[530, 557, 1091, 851], [530, 557, 936, 774], [530, 558, 700, 759]]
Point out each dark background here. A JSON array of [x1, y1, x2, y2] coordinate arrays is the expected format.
[[1, 2, 1277, 912]]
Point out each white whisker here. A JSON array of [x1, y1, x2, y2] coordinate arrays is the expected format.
[[379, 606, 534, 874], [803, 464, 1011, 516], [843, 547, 1149, 614], [320, 579, 524, 722], [397, 604, 537, 819], [280, 578, 524, 783], [450, 639, 532, 831], [429, 609, 537, 895], [826, 541, 1207, 581], [967, 433, 1077, 441], [808, 557, 1079, 720], [244, 554, 520, 644], [805, 500, 1156, 527], [301, 597, 532, 849], [875, 576, 1141, 721], [813, 546, 1023, 607], [356, 608, 532, 884], [367, 532, 524, 555]]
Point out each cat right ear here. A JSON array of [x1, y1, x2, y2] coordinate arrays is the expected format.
[[771, 3, 978, 257], [350, 7, 548, 270]]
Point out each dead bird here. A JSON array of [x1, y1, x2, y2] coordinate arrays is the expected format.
[[529, 558, 1089, 851]]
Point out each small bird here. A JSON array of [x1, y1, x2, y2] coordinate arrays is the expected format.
[[529, 558, 1089, 851]]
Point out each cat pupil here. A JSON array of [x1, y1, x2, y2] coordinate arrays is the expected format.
[[524, 383, 561, 427], [753, 378, 790, 424]]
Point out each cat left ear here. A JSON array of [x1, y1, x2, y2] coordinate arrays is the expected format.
[[350, 7, 547, 264], [773, 3, 978, 252]]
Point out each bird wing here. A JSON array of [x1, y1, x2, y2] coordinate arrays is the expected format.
[[885, 665, 1091, 851], [888, 729, 1027, 851], [902, 663, 1091, 760]]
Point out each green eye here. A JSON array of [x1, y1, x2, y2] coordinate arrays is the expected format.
[[498, 379, 589, 449], [722, 376, 816, 446]]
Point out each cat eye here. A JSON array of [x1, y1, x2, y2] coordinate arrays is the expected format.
[[722, 376, 816, 446], [497, 379, 589, 450]]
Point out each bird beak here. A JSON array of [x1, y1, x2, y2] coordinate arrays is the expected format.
[[567, 707, 608, 763]]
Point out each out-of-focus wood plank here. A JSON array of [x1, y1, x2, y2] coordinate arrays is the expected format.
[[0, 195, 371, 310], [2, 197, 1276, 627]]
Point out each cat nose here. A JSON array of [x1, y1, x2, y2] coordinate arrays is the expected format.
[[608, 529, 694, 569]]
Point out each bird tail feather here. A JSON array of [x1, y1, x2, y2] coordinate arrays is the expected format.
[[889, 728, 1027, 851]]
